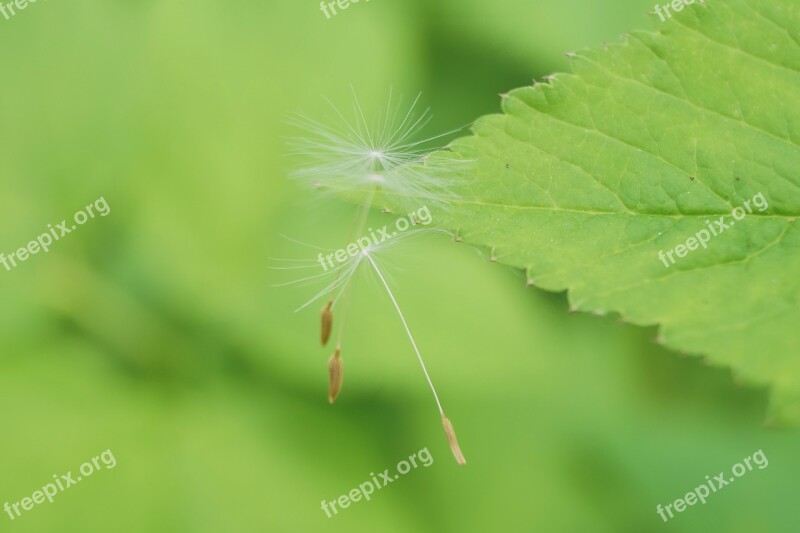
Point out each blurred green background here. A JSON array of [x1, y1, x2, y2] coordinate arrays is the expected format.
[[1, 0, 797, 531]]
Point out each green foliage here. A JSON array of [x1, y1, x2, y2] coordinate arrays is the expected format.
[[426, 0, 800, 423]]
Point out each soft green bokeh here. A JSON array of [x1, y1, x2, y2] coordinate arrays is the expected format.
[[0, 1, 796, 532]]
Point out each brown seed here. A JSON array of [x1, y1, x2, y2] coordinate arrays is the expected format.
[[321, 300, 333, 346], [441, 414, 467, 466], [328, 347, 343, 404]]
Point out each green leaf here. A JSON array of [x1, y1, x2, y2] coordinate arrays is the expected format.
[[425, 0, 800, 423]]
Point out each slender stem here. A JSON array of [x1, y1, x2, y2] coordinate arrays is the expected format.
[[331, 256, 362, 349], [365, 252, 444, 415], [344, 186, 376, 246], [333, 186, 377, 347], [353, 186, 376, 239]]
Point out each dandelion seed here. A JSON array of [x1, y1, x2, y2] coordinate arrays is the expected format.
[[278, 230, 466, 463], [286, 89, 469, 207], [441, 414, 467, 466], [328, 346, 343, 404], [364, 248, 465, 465], [282, 91, 470, 464], [321, 300, 333, 346]]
